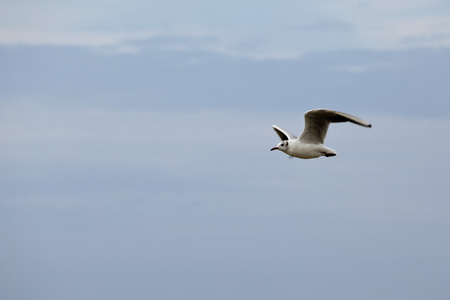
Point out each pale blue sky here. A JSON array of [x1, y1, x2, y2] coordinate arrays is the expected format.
[[1, 1, 450, 299]]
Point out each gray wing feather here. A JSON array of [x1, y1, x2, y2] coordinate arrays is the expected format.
[[298, 109, 371, 144]]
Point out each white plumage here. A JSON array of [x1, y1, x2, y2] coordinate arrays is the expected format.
[[270, 109, 372, 159]]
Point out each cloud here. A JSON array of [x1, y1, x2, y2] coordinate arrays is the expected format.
[[320, 1, 450, 50], [1, 0, 450, 59], [380, 17, 450, 49], [332, 61, 395, 73], [303, 20, 356, 32]]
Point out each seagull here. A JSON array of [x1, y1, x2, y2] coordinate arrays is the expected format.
[[270, 109, 372, 159]]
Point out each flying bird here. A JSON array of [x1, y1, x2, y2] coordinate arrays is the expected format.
[[270, 109, 372, 159]]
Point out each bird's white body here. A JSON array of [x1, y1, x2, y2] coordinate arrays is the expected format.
[[285, 141, 336, 159], [271, 109, 371, 159]]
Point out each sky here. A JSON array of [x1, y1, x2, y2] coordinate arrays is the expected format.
[[1, 1, 450, 299]]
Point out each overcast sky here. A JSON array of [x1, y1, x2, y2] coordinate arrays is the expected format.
[[1, 1, 450, 300]]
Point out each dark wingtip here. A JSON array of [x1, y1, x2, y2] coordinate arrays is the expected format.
[[368, 124, 372, 128]]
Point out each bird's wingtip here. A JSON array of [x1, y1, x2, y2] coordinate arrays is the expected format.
[[368, 123, 372, 128]]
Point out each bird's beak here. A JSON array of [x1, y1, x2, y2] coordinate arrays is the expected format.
[[270, 147, 278, 151]]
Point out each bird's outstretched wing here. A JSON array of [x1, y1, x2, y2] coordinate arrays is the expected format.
[[272, 125, 297, 141], [298, 109, 372, 144]]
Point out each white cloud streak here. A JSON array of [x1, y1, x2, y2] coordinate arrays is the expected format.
[[1, 0, 449, 58]]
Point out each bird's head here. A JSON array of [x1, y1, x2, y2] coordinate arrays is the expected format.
[[270, 140, 289, 153]]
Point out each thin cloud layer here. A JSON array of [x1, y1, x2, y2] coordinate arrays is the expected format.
[[1, 0, 450, 58]]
